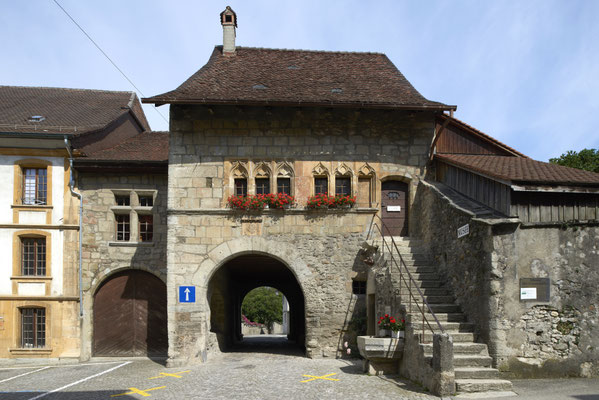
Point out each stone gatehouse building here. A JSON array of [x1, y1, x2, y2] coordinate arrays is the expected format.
[[2, 6, 599, 396]]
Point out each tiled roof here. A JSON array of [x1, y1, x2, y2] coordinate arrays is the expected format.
[[0, 85, 150, 134], [437, 114, 528, 158], [82, 131, 168, 162], [437, 154, 599, 186], [143, 46, 455, 110]]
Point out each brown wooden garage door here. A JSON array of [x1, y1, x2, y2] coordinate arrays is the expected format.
[[93, 270, 167, 356], [381, 180, 409, 236]]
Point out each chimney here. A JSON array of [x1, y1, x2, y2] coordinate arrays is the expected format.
[[220, 6, 237, 55]]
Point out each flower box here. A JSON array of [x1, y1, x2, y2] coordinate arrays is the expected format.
[[306, 193, 356, 210]]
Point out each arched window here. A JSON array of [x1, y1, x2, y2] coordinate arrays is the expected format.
[[254, 162, 271, 195], [312, 163, 329, 195], [231, 161, 249, 197], [276, 162, 294, 195], [334, 163, 353, 197]]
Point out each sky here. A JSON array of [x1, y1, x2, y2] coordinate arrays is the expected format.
[[1, 0, 598, 162]]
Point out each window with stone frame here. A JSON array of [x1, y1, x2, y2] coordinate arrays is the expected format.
[[115, 194, 130, 206], [21, 307, 46, 348], [139, 195, 153, 207], [335, 177, 351, 196], [255, 178, 270, 195], [234, 178, 248, 197], [352, 280, 366, 295], [277, 177, 291, 195], [139, 215, 153, 242], [115, 214, 130, 241], [314, 177, 328, 195], [22, 168, 47, 205], [21, 237, 46, 276]]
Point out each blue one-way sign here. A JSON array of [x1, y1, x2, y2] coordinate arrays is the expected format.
[[179, 286, 196, 303]]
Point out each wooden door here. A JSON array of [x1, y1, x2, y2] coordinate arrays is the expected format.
[[381, 180, 408, 236], [93, 270, 167, 356]]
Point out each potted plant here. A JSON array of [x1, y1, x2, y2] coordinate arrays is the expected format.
[[378, 314, 404, 338]]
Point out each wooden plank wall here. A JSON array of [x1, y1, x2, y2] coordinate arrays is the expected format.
[[511, 191, 599, 223], [437, 163, 512, 216], [435, 121, 514, 156]]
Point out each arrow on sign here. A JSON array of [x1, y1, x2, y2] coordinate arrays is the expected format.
[[184, 288, 190, 302]]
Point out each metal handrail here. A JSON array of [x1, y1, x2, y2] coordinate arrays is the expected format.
[[367, 214, 445, 343]]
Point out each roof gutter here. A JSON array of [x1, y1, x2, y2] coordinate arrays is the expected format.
[[142, 97, 458, 111], [64, 137, 84, 318]]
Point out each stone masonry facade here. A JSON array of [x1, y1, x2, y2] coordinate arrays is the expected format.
[[78, 173, 168, 359], [412, 180, 599, 378], [166, 105, 437, 365]]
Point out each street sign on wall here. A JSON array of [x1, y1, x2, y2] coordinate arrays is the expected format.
[[178, 286, 196, 303]]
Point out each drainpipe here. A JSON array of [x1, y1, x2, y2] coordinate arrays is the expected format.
[[64, 137, 84, 318]]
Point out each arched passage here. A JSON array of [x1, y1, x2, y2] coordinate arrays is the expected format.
[[93, 269, 168, 356], [207, 254, 305, 353]]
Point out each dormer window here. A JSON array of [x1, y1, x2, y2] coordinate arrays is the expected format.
[[225, 14, 232, 23]]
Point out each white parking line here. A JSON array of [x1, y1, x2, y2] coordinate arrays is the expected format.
[[27, 361, 131, 400], [0, 366, 52, 384]]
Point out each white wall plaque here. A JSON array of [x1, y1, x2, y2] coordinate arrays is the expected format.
[[457, 224, 470, 238], [386, 205, 401, 212], [520, 287, 537, 300]]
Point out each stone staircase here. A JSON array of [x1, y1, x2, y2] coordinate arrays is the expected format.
[[375, 236, 513, 396]]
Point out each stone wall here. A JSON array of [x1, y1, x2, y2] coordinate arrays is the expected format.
[[78, 172, 168, 359], [166, 104, 437, 365], [412, 180, 599, 377]]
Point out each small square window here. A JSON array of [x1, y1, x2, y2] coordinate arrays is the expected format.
[[277, 178, 291, 195], [139, 215, 153, 242], [115, 195, 130, 206], [21, 238, 46, 276], [116, 214, 130, 241], [21, 308, 45, 348], [255, 178, 270, 195], [352, 280, 366, 295], [336, 177, 351, 196], [139, 195, 153, 207], [235, 178, 247, 197], [314, 177, 328, 195]]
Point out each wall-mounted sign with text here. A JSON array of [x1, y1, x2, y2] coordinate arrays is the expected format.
[[457, 224, 470, 238]]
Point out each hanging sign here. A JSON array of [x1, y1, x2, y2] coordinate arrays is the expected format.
[[457, 224, 470, 238]]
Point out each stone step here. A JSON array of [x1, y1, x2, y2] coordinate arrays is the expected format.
[[398, 295, 455, 304], [407, 303, 461, 313], [412, 321, 474, 333], [400, 287, 450, 296], [455, 367, 502, 380], [422, 332, 475, 342], [421, 342, 488, 355], [412, 320, 474, 335], [400, 280, 443, 288], [453, 354, 493, 367], [455, 379, 513, 393], [400, 272, 440, 281], [415, 312, 465, 322]]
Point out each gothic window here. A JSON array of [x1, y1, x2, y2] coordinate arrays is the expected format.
[[234, 179, 247, 197], [255, 178, 270, 195], [335, 177, 351, 196]]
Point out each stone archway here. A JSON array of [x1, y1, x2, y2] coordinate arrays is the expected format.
[[207, 253, 306, 353]]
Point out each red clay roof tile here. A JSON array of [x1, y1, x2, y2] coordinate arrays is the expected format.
[[83, 131, 168, 162], [437, 154, 599, 186], [0, 86, 150, 134], [143, 46, 455, 110]]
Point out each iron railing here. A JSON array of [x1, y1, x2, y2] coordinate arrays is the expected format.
[[367, 214, 445, 343]]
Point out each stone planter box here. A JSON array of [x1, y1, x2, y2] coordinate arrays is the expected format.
[[357, 335, 404, 376]]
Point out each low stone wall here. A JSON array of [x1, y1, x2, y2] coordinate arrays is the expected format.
[[412, 180, 599, 377]]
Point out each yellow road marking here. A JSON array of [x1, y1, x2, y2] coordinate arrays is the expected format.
[[111, 386, 166, 397], [300, 373, 339, 383], [148, 370, 190, 379]]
